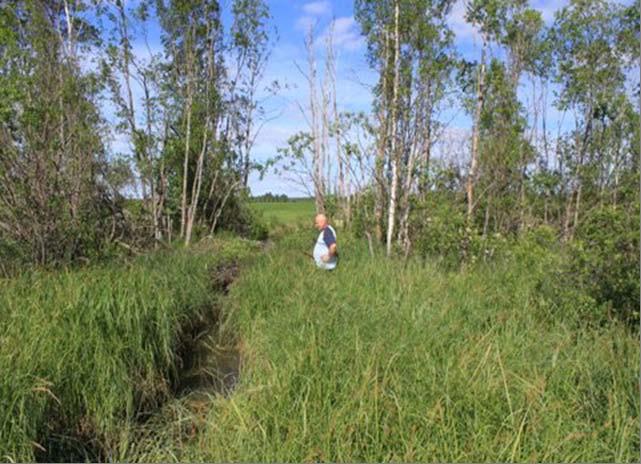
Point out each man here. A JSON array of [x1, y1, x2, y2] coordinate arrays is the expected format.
[[313, 213, 338, 270]]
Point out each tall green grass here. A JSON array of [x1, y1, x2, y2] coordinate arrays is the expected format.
[[0, 238, 256, 462], [132, 232, 639, 462]]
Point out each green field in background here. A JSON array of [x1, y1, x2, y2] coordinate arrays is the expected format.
[[251, 200, 315, 225]]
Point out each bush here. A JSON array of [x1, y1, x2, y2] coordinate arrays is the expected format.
[[412, 196, 467, 267], [348, 190, 376, 238], [206, 193, 269, 241], [509, 224, 561, 269], [0, 238, 29, 277], [409, 197, 513, 268], [568, 205, 639, 325], [536, 205, 640, 327]]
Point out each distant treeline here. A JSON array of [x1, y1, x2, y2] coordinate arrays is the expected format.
[[250, 193, 312, 203]]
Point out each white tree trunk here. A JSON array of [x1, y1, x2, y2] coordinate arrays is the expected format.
[[185, 19, 215, 246], [305, 26, 324, 213], [466, 36, 487, 222], [180, 22, 196, 240], [385, 1, 401, 257]]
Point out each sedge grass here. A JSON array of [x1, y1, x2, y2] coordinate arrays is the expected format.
[[0, 237, 257, 462], [131, 231, 639, 462]]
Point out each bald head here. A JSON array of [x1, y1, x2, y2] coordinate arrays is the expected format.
[[314, 213, 328, 230]]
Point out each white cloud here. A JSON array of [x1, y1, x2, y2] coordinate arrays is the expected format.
[[295, 15, 317, 32], [322, 16, 365, 52], [448, 0, 477, 43], [302, 1, 331, 17], [296, 1, 333, 33]]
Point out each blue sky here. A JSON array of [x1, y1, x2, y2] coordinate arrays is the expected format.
[[246, 0, 573, 196], [246, 0, 374, 196], [102, 0, 635, 197]]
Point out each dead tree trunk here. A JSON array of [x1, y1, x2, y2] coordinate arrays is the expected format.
[[305, 26, 325, 214], [326, 24, 348, 221]]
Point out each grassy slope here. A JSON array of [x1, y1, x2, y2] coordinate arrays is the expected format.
[[136, 232, 639, 462], [0, 238, 257, 462]]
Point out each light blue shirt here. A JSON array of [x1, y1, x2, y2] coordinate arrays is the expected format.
[[313, 225, 337, 270]]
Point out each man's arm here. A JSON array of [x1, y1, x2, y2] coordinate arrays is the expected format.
[[321, 228, 337, 262], [321, 243, 337, 262], [328, 243, 337, 256]]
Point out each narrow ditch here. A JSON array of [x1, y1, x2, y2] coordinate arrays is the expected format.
[[35, 259, 245, 462], [172, 260, 242, 399]]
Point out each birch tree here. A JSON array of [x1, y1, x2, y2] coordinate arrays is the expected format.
[[157, 0, 225, 245], [102, 0, 167, 242], [355, 0, 457, 256], [228, 0, 274, 188], [550, 0, 637, 240]]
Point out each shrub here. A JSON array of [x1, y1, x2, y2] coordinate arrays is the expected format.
[[568, 205, 640, 325], [0, 237, 29, 277], [348, 190, 376, 238], [536, 205, 640, 327], [205, 193, 269, 241], [412, 196, 467, 267]]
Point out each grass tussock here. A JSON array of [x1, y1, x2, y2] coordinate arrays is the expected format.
[[133, 232, 639, 462], [0, 237, 257, 462]]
